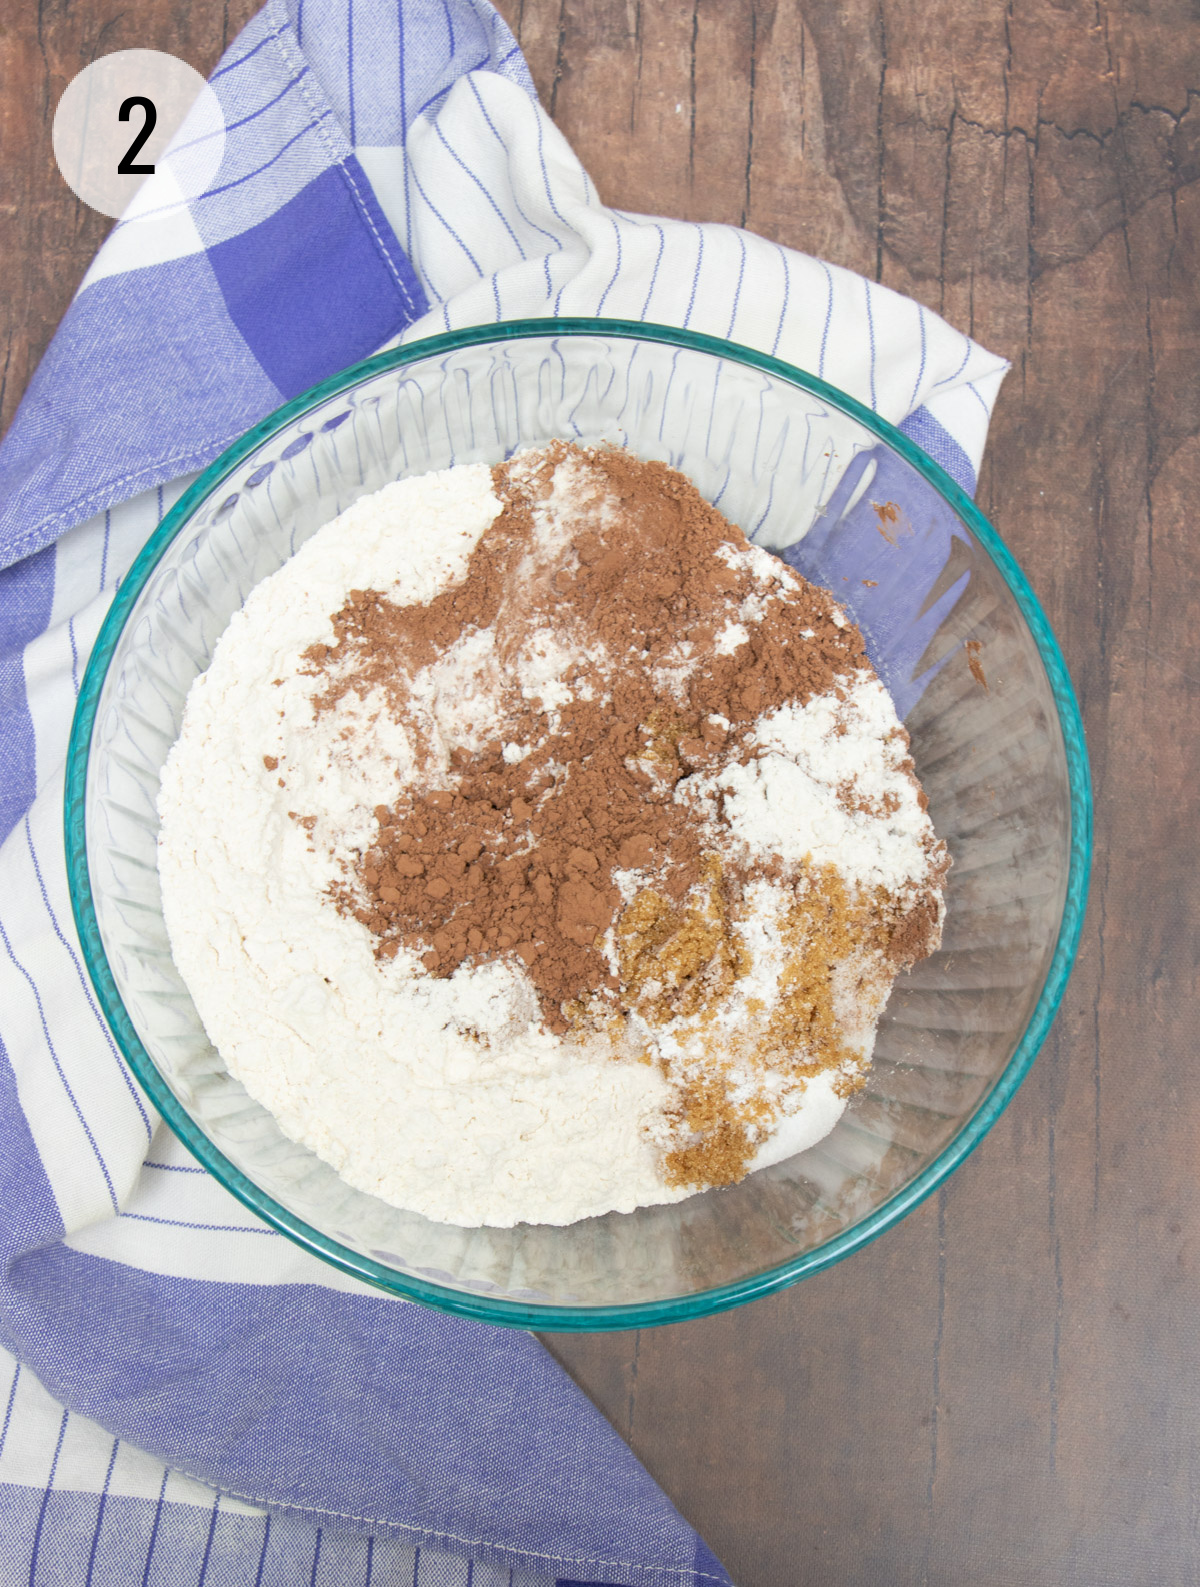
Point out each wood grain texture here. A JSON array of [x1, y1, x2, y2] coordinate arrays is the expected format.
[[2, 1, 1198, 1582], [500, 3, 1200, 1583]]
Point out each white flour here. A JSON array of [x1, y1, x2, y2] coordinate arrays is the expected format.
[[158, 458, 940, 1229], [680, 675, 935, 893], [160, 465, 688, 1227]]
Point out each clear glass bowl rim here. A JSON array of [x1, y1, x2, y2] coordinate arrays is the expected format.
[[64, 317, 1093, 1332]]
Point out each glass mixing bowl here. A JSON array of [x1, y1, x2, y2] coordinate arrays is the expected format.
[[65, 320, 1090, 1330]]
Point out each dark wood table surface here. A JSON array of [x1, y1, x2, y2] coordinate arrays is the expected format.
[[2, 2, 1197, 1583]]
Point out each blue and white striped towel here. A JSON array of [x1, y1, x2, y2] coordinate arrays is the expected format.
[[0, 1, 1008, 1580]]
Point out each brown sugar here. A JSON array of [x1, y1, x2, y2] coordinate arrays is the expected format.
[[615, 858, 749, 1029]]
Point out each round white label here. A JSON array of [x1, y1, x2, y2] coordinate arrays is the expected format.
[[52, 50, 226, 221]]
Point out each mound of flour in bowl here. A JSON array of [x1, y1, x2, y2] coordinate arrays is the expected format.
[[158, 444, 947, 1228]]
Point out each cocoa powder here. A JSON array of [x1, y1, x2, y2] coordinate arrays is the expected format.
[[312, 444, 867, 1025]]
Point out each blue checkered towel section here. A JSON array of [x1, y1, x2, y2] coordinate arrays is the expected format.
[[0, 0, 1008, 1580]]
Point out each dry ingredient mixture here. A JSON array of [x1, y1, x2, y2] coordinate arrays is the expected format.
[[158, 444, 948, 1228]]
